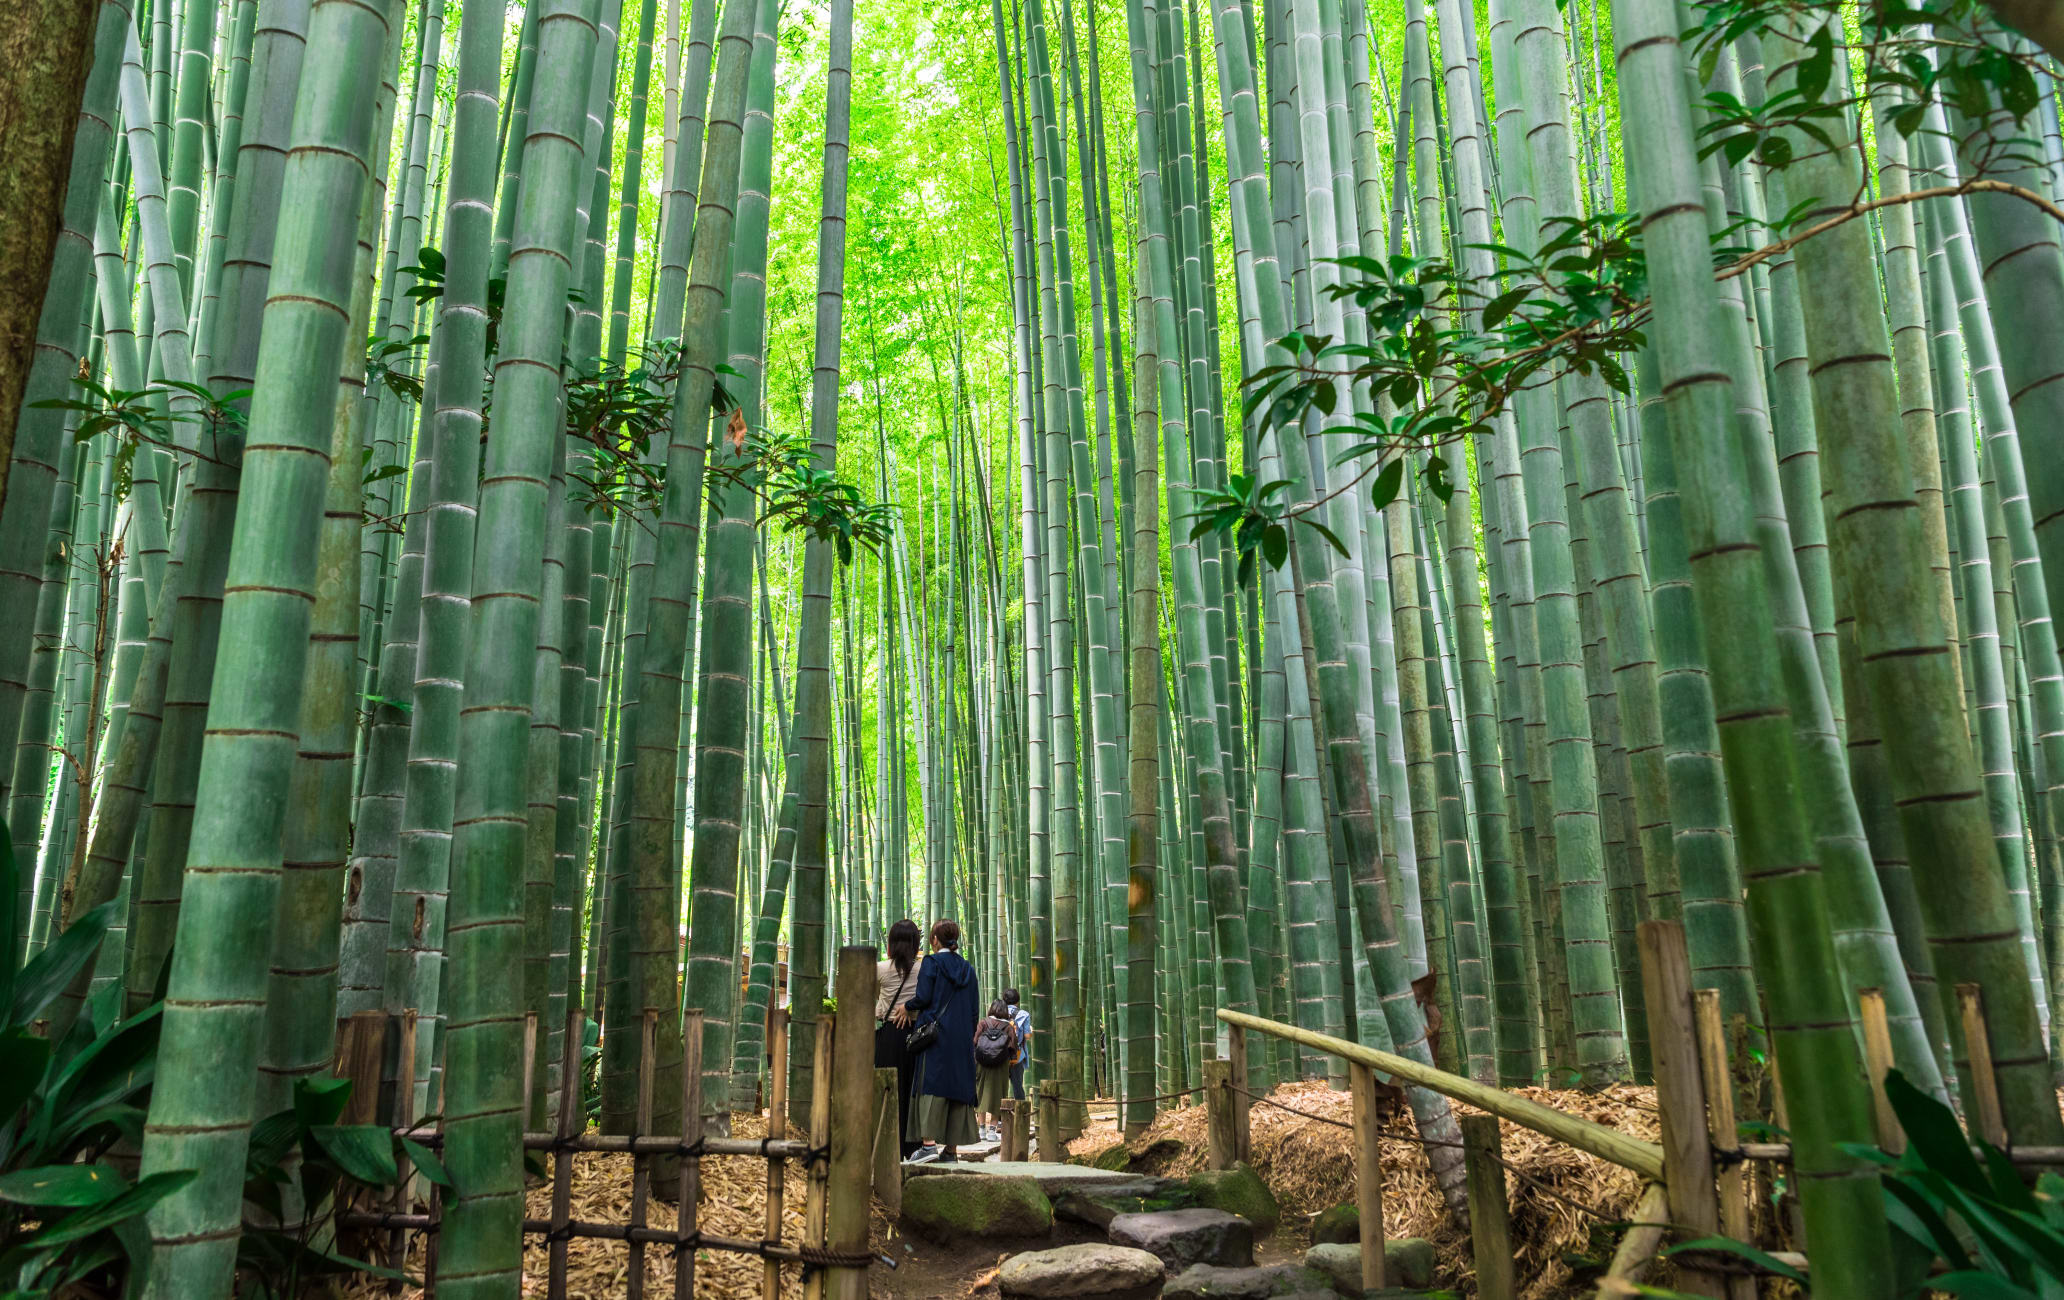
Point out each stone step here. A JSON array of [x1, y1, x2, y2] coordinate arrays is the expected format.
[[904, 1159, 1177, 1199]]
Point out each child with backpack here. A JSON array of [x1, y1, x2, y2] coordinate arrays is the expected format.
[[973, 998, 1018, 1143]]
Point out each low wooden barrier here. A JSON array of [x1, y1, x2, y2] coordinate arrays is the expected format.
[[336, 947, 881, 1300], [1217, 918, 2032, 1298]]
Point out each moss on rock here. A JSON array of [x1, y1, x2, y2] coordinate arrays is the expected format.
[[1183, 1164, 1280, 1238], [899, 1173, 1054, 1243]]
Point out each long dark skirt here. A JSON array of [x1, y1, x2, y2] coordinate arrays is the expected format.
[[874, 1021, 920, 1158]]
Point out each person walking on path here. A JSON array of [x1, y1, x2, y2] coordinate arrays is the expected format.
[[874, 919, 923, 1159], [895, 919, 980, 1163], [1004, 987, 1032, 1101], [973, 998, 1018, 1142]]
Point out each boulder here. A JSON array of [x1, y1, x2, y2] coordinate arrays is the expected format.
[[1109, 1208, 1255, 1269], [1161, 1263, 1337, 1300], [1303, 1239, 1438, 1294], [1308, 1203, 1358, 1245], [898, 1172, 1052, 1243], [998, 1244, 1168, 1300], [1183, 1165, 1281, 1238]]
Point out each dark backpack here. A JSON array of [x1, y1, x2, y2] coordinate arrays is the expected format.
[[974, 1016, 1016, 1068]]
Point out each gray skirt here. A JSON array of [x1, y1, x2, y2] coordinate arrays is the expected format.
[[906, 1053, 979, 1146]]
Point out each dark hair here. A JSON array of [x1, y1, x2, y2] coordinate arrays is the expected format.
[[988, 999, 1010, 1020], [929, 919, 961, 950], [1003, 988, 1020, 1005], [887, 919, 921, 976]]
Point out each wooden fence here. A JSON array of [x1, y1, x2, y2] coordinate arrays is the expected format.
[[337, 947, 884, 1300], [1214, 918, 2031, 1298]]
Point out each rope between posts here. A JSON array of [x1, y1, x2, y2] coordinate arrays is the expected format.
[[1043, 1085, 1207, 1107]]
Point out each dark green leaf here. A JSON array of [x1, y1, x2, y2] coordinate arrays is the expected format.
[[1797, 24, 1835, 104], [1369, 459, 1406, 511], [402, 1137, 452, 1187], [16, 1170, 195, 1252], [310, 1124, 399, 1186], [10, 901, 115, 1029], [294, 1074, 352, 1128], [0, 1163, 129, 1208]]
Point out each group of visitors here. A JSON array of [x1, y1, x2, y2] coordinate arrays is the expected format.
[[872, 918, 1031, 1164]]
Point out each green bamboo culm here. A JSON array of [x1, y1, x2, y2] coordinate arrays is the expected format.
[[134, 0, 394, 1289], [1609, 0, 1896, 1291]]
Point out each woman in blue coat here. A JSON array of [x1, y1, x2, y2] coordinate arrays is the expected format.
[[892, 919, 981, 1162]]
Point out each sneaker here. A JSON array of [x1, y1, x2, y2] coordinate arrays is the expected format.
[[907, 1144, 941, 1165]]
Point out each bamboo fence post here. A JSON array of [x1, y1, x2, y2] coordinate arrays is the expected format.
[[1227, 1022, 1251, 1163], [676, 1009, 704, 1297], [1461, 1114, 1513, 1300], [390, 1011, 418, 1295], [521, 1010, 541, 1122], [1854, 989, 1902, 1153], [763, 1005, 790, 1300], [548, 1010, 581, 1298], [802, 1006, 835, 1300], [1957, 983, 2008, 1147], [873, 1066, 901, 1214], [629, 1010, 658, 1300], [999, 1097, 1020, 1162], [1348, 1061, 1388, 1291], [339, 1011, 383, 1123], [1638, 920, 1725, 1299], [828, 946, 876, 1300], [1205, 1059, 1235, 1170], [1038, 1080, 1061, 1162], [1693, 990, 1756, 1300]]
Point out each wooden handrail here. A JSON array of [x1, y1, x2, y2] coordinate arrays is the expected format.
[[1216, 1009, 1665, 1180]]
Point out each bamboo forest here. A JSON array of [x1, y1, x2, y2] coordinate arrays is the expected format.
[[10, 0, 2064, 1293]]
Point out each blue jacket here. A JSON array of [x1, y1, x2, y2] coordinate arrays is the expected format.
[[906, 948, 980, 1105]]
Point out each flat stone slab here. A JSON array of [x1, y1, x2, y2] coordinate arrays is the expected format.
[[906, 1160, 1176, 1198], [1109, 1208, 1255, 1269], [999, 1244, 1167, 1300], [1162, 1263, 1337, 1300]]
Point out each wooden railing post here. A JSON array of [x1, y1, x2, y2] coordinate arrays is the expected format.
[[1347, 1062, 1388, 1291], [827, 946, 877, 1300], [676, 1009, 703, 1299], [1638, 920, 1725, 1298], [1461, 1115, 1513, 1300], [1204, 1060, 1235, 1170], [1227, 1023, 1251, 1164], [1693, 991, 1756, 1300], [1037, 1081, 1061, 1163], [999, 1098, 1020, 1162], [337, 1010, 384, 1124], [629, 1010, 658, 1300], [801, 990, 836, 1300], [390, 1011, 418, 1295], [1958, 983, 2009, 1147], [873, 1067, 902, 1215], [762, 1006, 790, 1300], [547, 1009, 580, 1298]]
